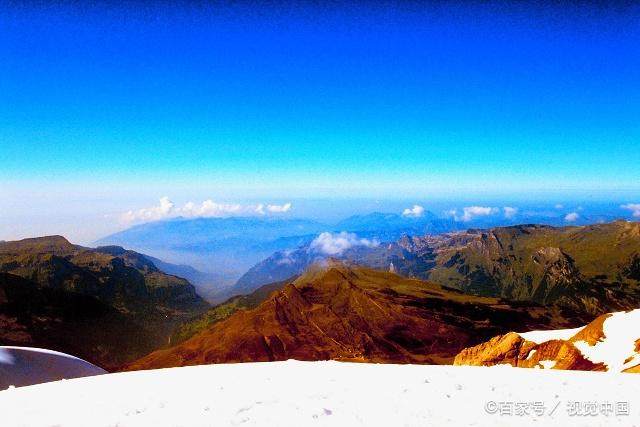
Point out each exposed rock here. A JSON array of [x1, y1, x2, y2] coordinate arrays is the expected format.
[[455, 309, 639, 373]]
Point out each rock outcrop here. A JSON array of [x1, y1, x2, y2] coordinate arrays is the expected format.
[[454, 309, 640, 372]]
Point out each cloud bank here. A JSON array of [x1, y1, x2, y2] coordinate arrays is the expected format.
[[402, 205, 425, 218], [267, 203, 292, 213], [120, 197, 292, 225], [309, 232, 379, 256], [621, 204, 640, 218]]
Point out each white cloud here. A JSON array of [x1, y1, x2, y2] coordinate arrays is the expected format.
[[503, 207, 518, 219], [555, 204, 564, 209], [120, 196, 175, 224], [276, 249, 296, 265], [621, 204, 640, 218], [564, 212, 579, 222], [181, 200, 243, 218], [120, 198, 292, 225], [267, 203, 292, 213], [448, 206, 499, 222], [309, 232, 379, 256], [402, 205, 425, 218]]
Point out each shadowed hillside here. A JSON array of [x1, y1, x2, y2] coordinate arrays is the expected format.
[[0, 236, 209, 369]]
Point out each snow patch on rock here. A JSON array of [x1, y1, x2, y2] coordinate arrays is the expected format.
[[573, 309, 640, 372], [539, 360, 556, 369], [519, 327, 583, 344]]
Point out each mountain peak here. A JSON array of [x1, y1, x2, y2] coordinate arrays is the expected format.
[[292, 259, 357, 285], [0, 235, 77, 254], [128, 261, 571, 370]]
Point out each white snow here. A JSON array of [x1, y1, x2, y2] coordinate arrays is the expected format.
[[0, 360, 638, 426], [0, 346, 106, 390], [573, 309, 640, 372], [539, 360, 556, 370], [518, 327, 584, 344]]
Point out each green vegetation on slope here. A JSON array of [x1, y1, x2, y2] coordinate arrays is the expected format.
[[427, 221, 640, 314], [170, 278, 294, 345]]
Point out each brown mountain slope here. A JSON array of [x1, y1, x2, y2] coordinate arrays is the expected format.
[[169, 277, 294, 346], [128, 263, 583, 370]]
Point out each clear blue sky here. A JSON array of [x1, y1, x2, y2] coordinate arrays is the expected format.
[[1, 2, 639, 242]]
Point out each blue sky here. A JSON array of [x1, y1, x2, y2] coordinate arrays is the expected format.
[[1, 2, 639, 242]]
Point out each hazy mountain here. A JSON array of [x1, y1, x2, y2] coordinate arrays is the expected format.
[[95, 213, 456, 297], [142, 255, 222, 303], [233, 236, 437, 296], [334, 211, 455, 239], [128, 263, 578, 370], [0, 236, 209, 369], [455, 308, 640, 373], [96, 217, 326, 287]]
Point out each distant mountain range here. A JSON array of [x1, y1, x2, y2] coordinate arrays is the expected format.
[[334, 211, 458, 239], [0, 236, 208, 369], [95, 212, 445, 297], [96, 216, 328, 290], [97, 210, 629, 303], [94, 211, 478, 298], [233, 221, 640, 316]]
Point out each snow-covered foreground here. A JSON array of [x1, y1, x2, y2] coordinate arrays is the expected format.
[[0, 361, 638, 426]]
